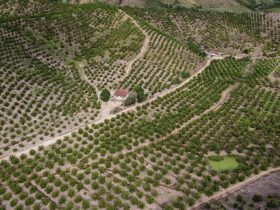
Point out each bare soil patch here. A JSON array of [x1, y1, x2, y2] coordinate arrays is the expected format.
[[199, 170, 280, 210]]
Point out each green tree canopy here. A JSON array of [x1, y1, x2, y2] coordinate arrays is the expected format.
[[100, 89, 110, 102], [124, 92, 137, 106], [134, 85, 146, 102], [180, 70, 190, 79]]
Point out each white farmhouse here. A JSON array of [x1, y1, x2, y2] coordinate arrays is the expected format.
[[113, 89, 128, 101]]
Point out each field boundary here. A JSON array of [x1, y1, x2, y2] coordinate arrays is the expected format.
[[0, 56, 217, 161], [0, 10, 230, 161], [189, 167, 280, 210]]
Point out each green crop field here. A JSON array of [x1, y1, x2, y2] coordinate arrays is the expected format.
[[209, 156, 239, 171], [0, 0, 279, 210]]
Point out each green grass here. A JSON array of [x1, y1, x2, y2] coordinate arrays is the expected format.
[[209, 156, 239, 171]]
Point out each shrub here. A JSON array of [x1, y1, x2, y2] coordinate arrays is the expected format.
[[124, 92, 137, 106], [236, 194, 244, 203], [100, 89, 110, 102], [82, 200, 90, 209], [180, 70, 190, 79], [266, 195, 280, 208], [134, 85, 146, 102], [25, 197, 35, 206], [252, 194, 262, 203]]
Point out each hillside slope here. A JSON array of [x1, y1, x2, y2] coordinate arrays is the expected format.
[[69, 0, 280, 11], [162, 0, 250, 11], [124, 6, 280, 57], [0, 1, 280, 210]]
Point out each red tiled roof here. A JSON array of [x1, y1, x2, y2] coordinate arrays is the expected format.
[[114, 89, 128, 97]]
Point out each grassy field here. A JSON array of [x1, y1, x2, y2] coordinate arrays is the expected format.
[[209, 156, 239, 171]]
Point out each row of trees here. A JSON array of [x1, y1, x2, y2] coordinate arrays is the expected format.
[[117, 29, 200, 96], [0, 4, 127, 156], [124, 6, 280, 56], [0, 58, 254, 209], [1, 7, 279, 207]]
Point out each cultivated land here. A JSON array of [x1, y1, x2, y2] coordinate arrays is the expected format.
[[0, 0, 280, 210], [66, 0, 280, 12], [199, 169, 280, 210]]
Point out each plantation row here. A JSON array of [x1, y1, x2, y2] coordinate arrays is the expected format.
[[82, 19, 145, 90], [116, 28, 203, 95], [83, 19, 202, 94], [3, 5, 129, 62], [124, 7, 280, 57], [0, 0, 66, 18], [0, 58, 262, 209], [0, 28, 100, 157], [242, 58, 280, 87], [1, 57, 279, 210], [0, 1, 279, 209], [1, 1, 279, 158], [0, 1, 178, 158], [0, 2, 211, 157], [0, 5, 131, 157]]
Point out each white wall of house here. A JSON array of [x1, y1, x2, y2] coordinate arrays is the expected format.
[[113, 95, 127, 101]]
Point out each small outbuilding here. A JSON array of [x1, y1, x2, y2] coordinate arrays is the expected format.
[[113, 89, 128, 101], [205, 50, 224, 58]]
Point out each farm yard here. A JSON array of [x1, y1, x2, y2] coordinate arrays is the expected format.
[[0, 0, 280, 210]]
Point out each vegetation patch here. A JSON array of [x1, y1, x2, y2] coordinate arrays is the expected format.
[[208, 156, 239, 171], [275, 67, 280, 77]]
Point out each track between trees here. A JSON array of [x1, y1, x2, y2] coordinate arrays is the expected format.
[[189, 167, 280, 210], [0, 55, 219, 161], [269, 62, 280, 81], [0, 10, 229, 162], [77, 61, 100, 95], [119, 9, 150, 81], [171, 82, 239, 135]]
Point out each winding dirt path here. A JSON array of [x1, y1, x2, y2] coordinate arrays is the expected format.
[[0, 10, 231, 162], [0, 56, 219, 161], [76, 11, 150, 123], [77, 61, 100, 93], [77, 10, 150, 90], [172, 82, 239, 135], [189, 167, 280, 210], [268, 62, 280, 82], [119, 9, 150, 81]]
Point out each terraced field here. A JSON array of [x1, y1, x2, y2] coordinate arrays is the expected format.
[[0, 1, 280, 210], [1, 55, 280, 209], [124, 7, 280, 57], [0, 3, 148, 157], [0, 2, 212, 158]]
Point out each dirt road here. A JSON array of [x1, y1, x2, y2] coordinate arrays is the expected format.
[[171, 82, 239, 135], [189, 167, 280, 210], [0, 56, 220, 161], [268, 62, 280, 81], [119, 9, 150, 81]]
